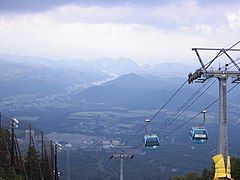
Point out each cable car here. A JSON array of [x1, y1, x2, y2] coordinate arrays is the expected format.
[[189, 127, 208, 144], [189, 110, 208, 144], [144, 134, 160, 149], [143, 119, 160, 149]]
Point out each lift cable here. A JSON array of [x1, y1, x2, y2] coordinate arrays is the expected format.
[[159, 83, 239, 140], [152, 78, 214, 134], [154, 78, 217, 135], [152, 45, 240, 138], [152, 58, 240, 144], [113, 79, 188, 151], [129, 82, 239, 154], [108, 40, 240, 158], [129, 78, 217, 152], [123, 41, 240, 151], [148, 80, 188, 122]]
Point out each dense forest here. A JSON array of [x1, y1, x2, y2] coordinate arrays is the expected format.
[[0, 128, 54, 180]]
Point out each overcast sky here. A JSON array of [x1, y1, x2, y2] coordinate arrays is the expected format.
[[0, 0, 240, 64]]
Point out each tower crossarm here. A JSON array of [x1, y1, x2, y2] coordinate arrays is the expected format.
[[188, 47, 240, 84], [109, 153, 134, 160], [206, 71, 240, 78]]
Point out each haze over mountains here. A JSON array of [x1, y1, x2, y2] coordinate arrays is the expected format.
[[0, 54, 193, 97], [1, 53, 239, 109], [0, 54, 239, 111], [0, 54, 193, 76], [72, 73, 216, 110], [0, 58, 108, 97], [0, 54, 240, 180]]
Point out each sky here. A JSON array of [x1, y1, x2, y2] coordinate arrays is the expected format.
[[0, 0, 240, 65]]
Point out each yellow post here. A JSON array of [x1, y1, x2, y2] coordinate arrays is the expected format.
[[212, 154, 233, 180]]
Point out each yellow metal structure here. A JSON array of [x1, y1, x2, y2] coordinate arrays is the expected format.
[[212, 154, 232, 180]]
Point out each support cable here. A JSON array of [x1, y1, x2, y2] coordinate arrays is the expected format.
[[153, 78, 214, 134], [159, 83, 239, 140], [130, 83, 239, 154], [155, 79, 217, 134], [129, 78, 217, 153], [112, 79, 188, 151], [154, 53, 240, 138], [109, 40, 240, 162]]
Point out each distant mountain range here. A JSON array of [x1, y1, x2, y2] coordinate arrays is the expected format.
[[2, 54, 238, 111], [0, 54, 197, 99], [0, 54, 194, 77], [0, 58, 109, 97], [71, 73, 217, 110]]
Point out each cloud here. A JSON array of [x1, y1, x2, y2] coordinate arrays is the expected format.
[[226, 11, 240, 30], [44, 1, 239, 33], [195, 24, 212, 34], [0, 0, 239, 64], [0, 0, 170, 14]]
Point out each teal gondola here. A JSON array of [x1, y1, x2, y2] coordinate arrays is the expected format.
[[144, 134, 160, 149], [143, 119, 160, 149], [189, 127, 208, 144], [189, 110, 208, 144]]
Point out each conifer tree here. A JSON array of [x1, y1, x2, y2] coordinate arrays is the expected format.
[[0, 129, 22, 180], [25, 145, 42, 180]]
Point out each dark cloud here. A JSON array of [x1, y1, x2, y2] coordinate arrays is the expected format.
[[0, 0, 73, 13], [0, 0, 236, 14], [0, 0, 171, 14]]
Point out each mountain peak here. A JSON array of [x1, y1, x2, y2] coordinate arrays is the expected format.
[[118, 73, 141, 79]]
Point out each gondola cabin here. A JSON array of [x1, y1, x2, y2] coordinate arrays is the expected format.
[[189, 127, 208, 144], [144, 134, 160, 149]]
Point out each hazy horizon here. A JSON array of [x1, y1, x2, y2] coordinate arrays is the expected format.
[[0, 0, 240, 65]]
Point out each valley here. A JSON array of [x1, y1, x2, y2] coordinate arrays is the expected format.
[[0, 56, 239, 179]]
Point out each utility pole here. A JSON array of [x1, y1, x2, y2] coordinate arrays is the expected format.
[[29, 123, 32, 146], [120, 158, 123, 180], [54, 144, 58, 180], [0, 112, 2, 129], [109, 153, 134, 180], [41, 131, 44, 160], [50, 140, 54, 179], [66, 149, 70, 180], [11, 119, 15, 166], [41, 130, 44, 179], [10, 118, 19, 166], [28, 123, 32, 180], [188, 47, 240, 179]]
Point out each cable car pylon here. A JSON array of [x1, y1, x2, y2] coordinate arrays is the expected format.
[[188, 46, 240, 180], [109, 153, 134, 180]]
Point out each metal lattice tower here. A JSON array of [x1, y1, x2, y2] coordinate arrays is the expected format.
[[188, 47, 240, 167]]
